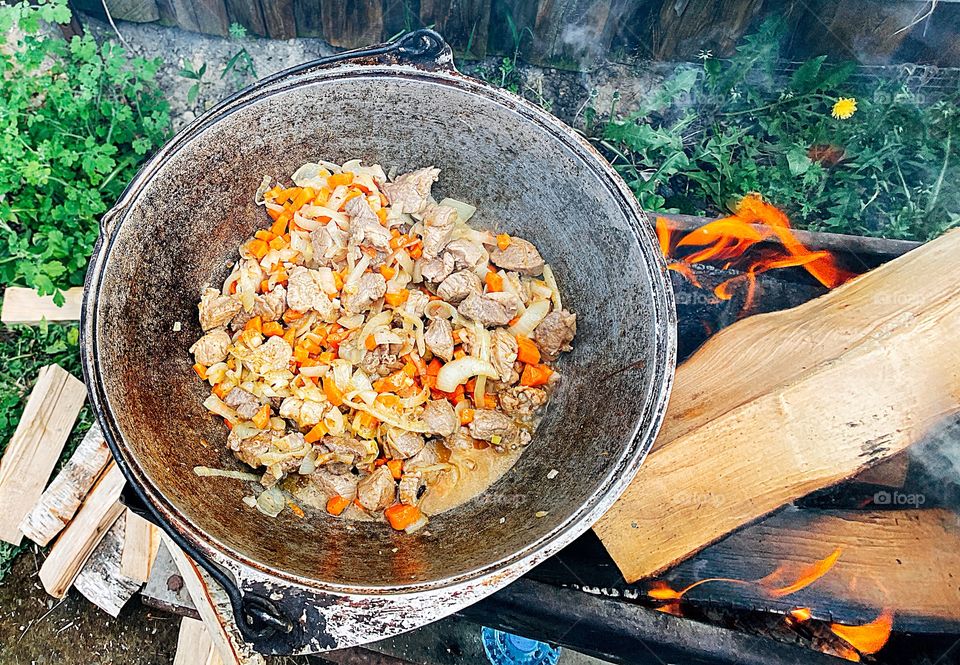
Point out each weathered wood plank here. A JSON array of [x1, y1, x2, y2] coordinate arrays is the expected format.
[[18, 422, 111, 547], [174, 617, 220, 665], [225, 0, 267, 36], [292, 0, 323, 37], [321, 0, 384, 48], [645, 0, 764, 60], [487, 0, 537, 56], [661, 508, 960, 631], [120, 509, 160, 583], [260, 0, 297, 39], [527, 0, 629, 68], [162, 535, 266, 665], [420, 0, 491, 57], [0, 364, 87, 546], [168, 0, 230, 35], [791, 0, 918, 65], [73, 512, 144, 617], [1, 286, 83, 324], [595, 230, 960, 581], [38, 462, 126, 598], [383, 0, 422, 41], [105, 0, 160, 22]]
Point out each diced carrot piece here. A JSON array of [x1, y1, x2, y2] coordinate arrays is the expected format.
[[212, 383, 229, 400], [326, 495, 350, 516], [454, 348, 466, 360], [485, 270, 504, 292], [520, 363, 554, 387], [401, 361, 417, 377], [294, 345, 310, 363], [465, 377, 477, 394], [376, 393, 401, 409], [384, 503, 422, 531], [365, 334, 378, 351], [290, 187, 315, 212], [282, 326, 296, 347], [427, 358, 443, 376], [265, 185, 283, 201], [508, 315, 521, 327], [516, 335, 541, 365], [374, 457, 387, 467], [259, 279, 270, 293], [270, 212, 290, 237], [277, 187, 298, 204], [269, 235, 288, 251], [304, 422, 328, 444], [317, 351, 336, 364], [372, 376, 398, 393], [384, 290, 409, 307], [301, 338, 322, 354], [379, 265, 396, 280], [262, 321, 284, 337], [229, 281, 238, 295], [387, 459, 403, 480], [459, 408, 475, 425], [483, 394, 498, 409], [193, 363, 208, 380], [497, 233, 512, 250], [255, 229, 276, 241], [252, 404, 271, 429], [247, 238, 269, 259], [341, 189, 362, 208], [389, 234, 407, 250], [408, 243, 422, 259], [224, 418, 233, 430], [376, 208, 388, 224], [323, 376, 344, 406], [328, 172, 354, 188], [244, 316, 262, 333], [288, 501, 305, 518], [283, 309, 304, 323]]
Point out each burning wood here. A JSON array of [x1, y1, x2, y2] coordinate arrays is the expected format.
[[830, 610, 894, 657], [656, 194, 858, 315], [595, 229, 960, 584]]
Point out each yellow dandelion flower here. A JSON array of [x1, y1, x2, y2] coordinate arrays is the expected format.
[[831, 97, 857, 120]]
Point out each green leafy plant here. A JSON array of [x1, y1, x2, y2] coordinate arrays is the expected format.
[[178, 59, 208, 107], [0, 0, 170, 303], [222, 22, 257, 91], [593, 17, 960, 241]]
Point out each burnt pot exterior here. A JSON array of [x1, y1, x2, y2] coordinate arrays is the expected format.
[[81, 32, 676, 654]]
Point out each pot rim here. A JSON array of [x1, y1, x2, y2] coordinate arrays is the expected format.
[[81, 60, 677, 597]]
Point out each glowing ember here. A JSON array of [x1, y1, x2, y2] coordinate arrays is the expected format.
[[830, 610, 894, 656], [655, 194, 858, 312], [788, 607, 812, 623], [763, 547, 843, 598]]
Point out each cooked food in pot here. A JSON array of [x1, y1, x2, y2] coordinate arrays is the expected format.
[[189, 159, 576, 532]]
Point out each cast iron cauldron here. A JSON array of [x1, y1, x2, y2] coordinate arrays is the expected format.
[[81, 31, 676, 654]]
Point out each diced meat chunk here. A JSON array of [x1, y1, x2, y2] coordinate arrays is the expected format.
[[403, 289, 430, 318], [457, 292, 514, 327], [403, 441, 441, 472], [437, 270, 482, 303], [312, 468, 358, 501], [419, 253, 455, 283], [278, 397, 325, 427], [225, 387, 261, 421], [346, 197, 392, 251], [341, 273, 386, 314], [360, 349, 404, 377], [382, 167, 440, 215], [421, 204, 457, 259], [385, 428, 425, 459], [444, 427, 476, 450], [491, 329, 518, 382], [190, 328, 230, 366], [356, 466, 396, 511], [287, 266, 337, 320], [468, 410, 529, 448], [445, 239, 486, 272], [310, 223, 349, 268], [199, 288, 241, 331], [323, 435, 374, 463], [490, 237, 544, 276], [534, 309, 577, 358], [229, 431, 271, 468], [249, 336, 293, 373], [422, 399, 457, 437], [398, 474, 425, 506], [424, 318, 454, 362], [498, 385, 548, 419], [255, 284, 287, 322]]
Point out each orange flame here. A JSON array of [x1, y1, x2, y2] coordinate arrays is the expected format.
[[830, 610, 894, 656], [655, 194, 857, 312], [762, 547, 843, 598], [788, 607, 812, 623]]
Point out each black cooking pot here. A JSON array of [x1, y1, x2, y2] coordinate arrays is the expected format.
[[81, 31, 676, 654]]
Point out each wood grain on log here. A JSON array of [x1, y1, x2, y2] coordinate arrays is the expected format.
[[527, 0, 628, 68], [19, 422, 111, 547], [260, 0, 296, 39], [174, 617, 221, 665], [225, 0, 267, 35], [646, 0, 763, 60], [120, 509, 161, 583], [292, 0, 323, 37], [74, 512, 144, 617], [168, 0, 230, 35], [321, 0, 383, 48], [39, 462, 126, 598], [420, 0, 491, 57], [0, 364, 87, 545], [595, 230, 960, 582], [1, 287, 83, 324]]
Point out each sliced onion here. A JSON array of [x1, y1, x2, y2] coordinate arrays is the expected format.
[[438, 197, 476, 222], [298, 447, 318, 474], [254, 175, 273, 205], [404, 513, 429, 534], [299, 205, 347, 225], [299, 364, 327, 378], [203, 394, 240, 424], [256, 487, 286, 517], [293, 212, 322, 231], [338, 313, 366, 330], [343, 253, 371, 292], [424, 300, 457, 320], [400, 385, 430, 409], [508, 299, 551, 338], [542, 264, 562, 311], [342, 397, 430, 433], [436, 357, 498, 392], [194, 466, 261, 481]]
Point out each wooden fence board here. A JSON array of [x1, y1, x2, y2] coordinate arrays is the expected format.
[[225, 0, 267, 36], [321, 0, 384, 48], [646, 0, 763, 60], [293, 0, 323, 37], [420, 0, 491, 57], [527, 0, 628, 68], [488, 0, 538, 56], [260, 0, 297, 39]]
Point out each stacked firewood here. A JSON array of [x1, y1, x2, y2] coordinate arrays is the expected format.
[[0, 290, 260, 665]]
